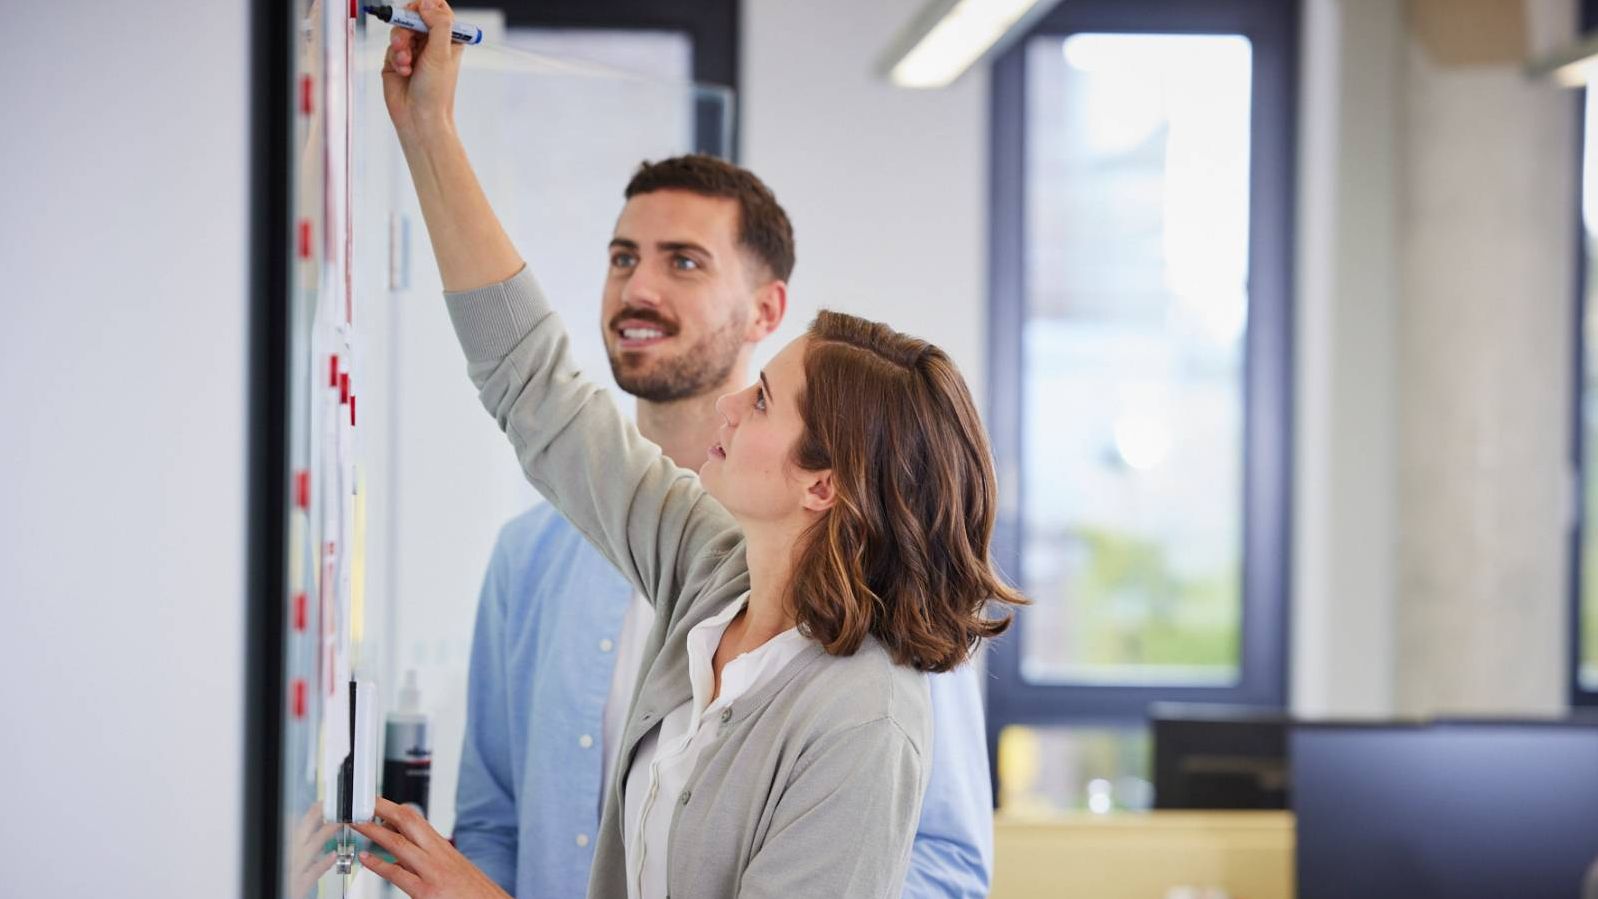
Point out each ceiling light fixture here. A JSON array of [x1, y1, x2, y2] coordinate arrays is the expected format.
[[880, 0, 1062, 89], [1527, 31, 1598, 87]]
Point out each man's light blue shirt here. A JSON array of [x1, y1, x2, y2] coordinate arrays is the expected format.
[[454, 503, 994, 897]]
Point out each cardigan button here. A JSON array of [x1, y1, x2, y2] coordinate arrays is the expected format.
[[679, 788, 692, 806], [719, 707, 733, 723]]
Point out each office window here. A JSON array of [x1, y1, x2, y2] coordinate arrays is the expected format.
[[986, 0, 1295, 807], [1020, 33, 1251, 688]]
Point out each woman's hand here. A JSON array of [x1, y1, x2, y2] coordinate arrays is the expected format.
[[289, 803, 339, 899], [380, 0, 465, 143], [352, 797, 511, 899]]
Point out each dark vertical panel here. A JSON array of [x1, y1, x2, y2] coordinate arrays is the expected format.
[[244, 0, 292, 895], [1239, 0, 1297, 710], [985, 43, 1028, 805], [1572, 0, 1596, 707]]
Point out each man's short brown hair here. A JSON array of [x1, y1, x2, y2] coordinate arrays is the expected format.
[[624, 155, 795, 283]]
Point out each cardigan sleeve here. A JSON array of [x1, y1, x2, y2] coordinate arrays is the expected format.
[[443, 266, 743, 619]]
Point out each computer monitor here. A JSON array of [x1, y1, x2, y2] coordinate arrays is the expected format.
[[1152, 703, 1290, 809], [1291, 721, 1598, 899]]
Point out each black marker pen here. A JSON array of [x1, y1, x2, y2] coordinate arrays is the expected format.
[[363, 4, 483, 45]]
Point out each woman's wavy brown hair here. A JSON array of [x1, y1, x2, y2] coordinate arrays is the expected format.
[[786, 311, 1027, 672]]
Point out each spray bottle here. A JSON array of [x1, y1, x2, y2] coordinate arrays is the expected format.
[[381, 669, 432, 817]]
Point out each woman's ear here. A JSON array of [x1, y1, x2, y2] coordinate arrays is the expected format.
[[801, 470, 837, 513]]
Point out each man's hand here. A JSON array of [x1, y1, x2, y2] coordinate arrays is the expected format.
[[352, 798, 512, 899], [381, 0, 465, 143]]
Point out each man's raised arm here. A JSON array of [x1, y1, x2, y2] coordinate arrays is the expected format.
[[381, 0, 523, 292]]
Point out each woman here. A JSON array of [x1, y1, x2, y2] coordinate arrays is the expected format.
[[355, 3, 1025, 897]]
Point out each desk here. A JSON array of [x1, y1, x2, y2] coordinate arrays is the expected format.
[[992, 810, 1295, 898]]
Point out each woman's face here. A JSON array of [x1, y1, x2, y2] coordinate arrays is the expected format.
[[701, 335, 832, 526]]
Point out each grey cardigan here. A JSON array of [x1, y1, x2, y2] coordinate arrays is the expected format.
[[444, 268, 933, 899]]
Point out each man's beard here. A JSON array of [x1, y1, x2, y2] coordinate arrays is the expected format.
[[608, 308, 748, 403]]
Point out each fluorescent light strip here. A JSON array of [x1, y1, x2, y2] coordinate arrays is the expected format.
[[1527, 32, 1598, 87], [889, 0, 1050, 89], [1550, 57, 1598, 88]]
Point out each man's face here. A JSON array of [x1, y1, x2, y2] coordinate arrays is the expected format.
[[602, 189, 759, 403]]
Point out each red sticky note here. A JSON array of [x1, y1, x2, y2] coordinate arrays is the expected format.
[[294, 470, 310, 509], [292, 679, 307, 719], [293, 592, 308, 632]]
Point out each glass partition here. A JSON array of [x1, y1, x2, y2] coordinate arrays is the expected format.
[[281, 5, 732, 895]]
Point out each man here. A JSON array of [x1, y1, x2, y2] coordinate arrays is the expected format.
[[447, 104, 993, 899]]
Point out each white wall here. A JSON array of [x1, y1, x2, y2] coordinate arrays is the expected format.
[[741, 0, 991, 399], [0, 0, 248, 894], [1293, 0, 1404, 717]]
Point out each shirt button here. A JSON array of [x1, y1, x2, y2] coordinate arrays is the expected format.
[[600, 638, 614, 652], [719, 707, 733, 723], [579, 734, 594, 749], [679, 788, 692, 806], [576, 833, 589, 847]]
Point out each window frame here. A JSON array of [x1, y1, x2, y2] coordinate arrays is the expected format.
[[487, 0, 740, 158], [984, 0, 1299, 794], [244, 2, 292, 896], [1570, 0, 1597, 709]]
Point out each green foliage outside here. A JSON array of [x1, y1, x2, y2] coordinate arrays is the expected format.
[[1065, 526, 1240, 671], [1004, 528, 1241, 812]]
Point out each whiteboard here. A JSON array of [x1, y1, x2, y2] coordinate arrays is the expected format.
[[277, 4, 731, 896]]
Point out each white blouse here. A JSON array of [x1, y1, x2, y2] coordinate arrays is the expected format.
[[621, 594, 812, 899], [602, 592, 656, 808]]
